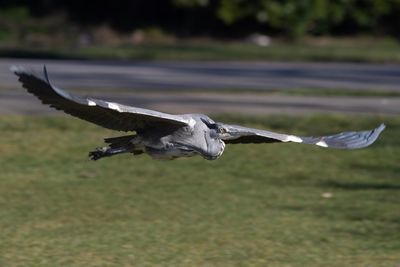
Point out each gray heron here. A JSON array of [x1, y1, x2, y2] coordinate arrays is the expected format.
[[12, 66, 385, 161]]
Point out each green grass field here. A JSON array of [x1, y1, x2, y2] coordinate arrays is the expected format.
[[1, 115, 399, 267], [2, 37, 400, 63]]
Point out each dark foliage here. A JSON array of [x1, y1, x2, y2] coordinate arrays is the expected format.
[[1, 0, 400, 38]]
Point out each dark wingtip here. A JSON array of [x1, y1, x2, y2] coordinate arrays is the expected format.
[[10, 65, 24, 75], [373, 123, 386, 140], [43, 65, 50, 83], [361, 123, 386, 149]]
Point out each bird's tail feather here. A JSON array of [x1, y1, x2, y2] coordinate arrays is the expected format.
[[89, 134, 144, 161], [104, 135, 137, 149], [102, 134, 144, 156]]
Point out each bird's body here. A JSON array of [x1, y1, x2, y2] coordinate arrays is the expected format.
[[12, 66, 385, 161], [98, 114, 225, 160]]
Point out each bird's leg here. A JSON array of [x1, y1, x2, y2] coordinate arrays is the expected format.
[[88, 146, 130, 161]]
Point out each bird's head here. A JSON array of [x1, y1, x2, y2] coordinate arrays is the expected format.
[[214, 123, 231, 139], [201, 119, 231, 139]]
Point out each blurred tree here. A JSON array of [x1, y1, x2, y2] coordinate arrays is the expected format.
[[0, 0, 400, 38], [212, 0, 400, 38]]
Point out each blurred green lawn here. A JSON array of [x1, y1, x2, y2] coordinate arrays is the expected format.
[[1, 114, 399, 267], [2, 38, 400, 63]]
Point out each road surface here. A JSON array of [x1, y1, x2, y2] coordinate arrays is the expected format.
[[2, 58, 400, 91], [1, 90, 398, 116], [1, 58, 399, 116]]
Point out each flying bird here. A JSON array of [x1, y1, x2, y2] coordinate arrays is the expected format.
[[12, 66, 385, 161]]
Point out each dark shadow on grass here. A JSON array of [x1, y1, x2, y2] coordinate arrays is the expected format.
[[322, 180, 400, 190], [348, 163, 400, 176]]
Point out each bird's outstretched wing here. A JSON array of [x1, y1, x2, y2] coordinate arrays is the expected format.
[[11, 66, 190, 132], [220, 123, 385, 149]]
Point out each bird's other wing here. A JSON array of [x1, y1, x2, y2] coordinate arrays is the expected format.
[[11, 66, 190, 132], [220, 123, 385, 149]]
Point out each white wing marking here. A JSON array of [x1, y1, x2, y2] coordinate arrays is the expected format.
[[88, 100, 96, 106], [316, 140, 328, 147], [284, 135, 303, 143], [108, 102, 122, 112]]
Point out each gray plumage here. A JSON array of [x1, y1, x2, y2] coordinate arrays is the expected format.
[[12, 66, 385, 161]]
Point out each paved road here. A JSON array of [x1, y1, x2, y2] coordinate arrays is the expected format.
[[1, 58, 399, 116], [1, 58, 400, 91], [1, 90, 398, 116]]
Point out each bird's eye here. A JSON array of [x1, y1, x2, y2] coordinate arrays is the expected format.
[[218, 127, 226, 134]]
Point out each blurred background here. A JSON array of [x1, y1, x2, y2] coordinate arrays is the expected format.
[[1, 1, 400, 267], [1, 0, 400, 115], [1, 0, 400, 60]]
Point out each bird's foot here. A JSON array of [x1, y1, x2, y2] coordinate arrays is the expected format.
[[88, 147, 108, 161]]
